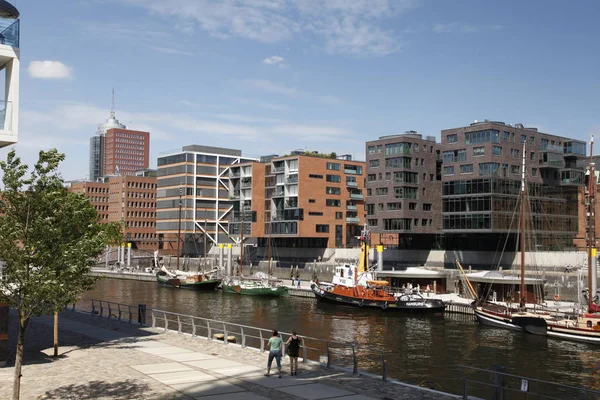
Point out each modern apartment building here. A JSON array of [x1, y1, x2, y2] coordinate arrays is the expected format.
[[228, 151, 366, 248], [440, 120, 586, 251], [68, 181, 110, 223], [365, 132, 441, 248], [107, 172, 157, 251], [0, 1, 19, 149], [156, 145, 257, 256], [89, 109, 149, 181]]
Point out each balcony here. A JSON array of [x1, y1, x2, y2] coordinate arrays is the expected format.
[[229, 172, 240, 178], [344, 169, 358, 175], [349, 193, 364, 200], [346, 217, 360, 223], [285, 176, 298, 184], [346, 204, 357, 211], [346, 180, 358, 188], [229, 192, 240, 200], [272, 166, 285, 173], [240, 178, 252, 189], [539, 159, 565, 169], [272, 189, 285, 197], [284, 201, 298, 209], [0, 18, 19, 49]]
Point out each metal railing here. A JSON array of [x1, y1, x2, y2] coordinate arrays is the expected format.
[[0, 19, 19, 48], [77, 299, 600, 399]]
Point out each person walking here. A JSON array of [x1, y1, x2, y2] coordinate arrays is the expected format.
[[285, 331, 302, 376], [265, 330, 283, 378]]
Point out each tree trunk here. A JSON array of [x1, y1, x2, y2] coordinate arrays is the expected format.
[[53, 311, 58, 357], [13, 315, 27, 400]]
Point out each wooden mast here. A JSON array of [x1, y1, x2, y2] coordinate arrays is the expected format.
[[588, 136, 595, 309], [239, 203, 244, 276], [267, 224, 272, 276], [520, 141, 526, 309]]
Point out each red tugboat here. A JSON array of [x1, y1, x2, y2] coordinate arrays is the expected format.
[[311, 226, 445, 313]]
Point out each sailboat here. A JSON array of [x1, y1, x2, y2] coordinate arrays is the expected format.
[[473, 139, 600, 343], [155, 189, 221, 290], [311, 225, 445, 312], [221, 206, 288, 297]]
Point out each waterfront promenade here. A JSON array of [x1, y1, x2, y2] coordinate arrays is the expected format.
[[0, 310, 458, 400]]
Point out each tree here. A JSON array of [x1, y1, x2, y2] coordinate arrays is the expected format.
[[0, 149, 121, 400]]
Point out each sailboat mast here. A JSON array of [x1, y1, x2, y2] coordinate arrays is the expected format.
[[267, 224, 272, 276], [176, 185, 183, 271], [520, 141, 526, 308], [239, 203, 244, 275], [588, 136, 596, 308]]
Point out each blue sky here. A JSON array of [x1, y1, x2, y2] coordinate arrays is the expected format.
[[7, 0, 600, 180]]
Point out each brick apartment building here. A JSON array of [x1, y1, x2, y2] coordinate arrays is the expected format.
[[67, 170, 157, 251], [440, 120, 586, 251], [228, 151, 366, 248], [365, 131, 442, 248]]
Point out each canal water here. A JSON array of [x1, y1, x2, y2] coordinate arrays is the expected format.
[[81, 279, 600, 397]]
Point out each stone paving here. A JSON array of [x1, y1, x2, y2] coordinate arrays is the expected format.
[[0, 311, 459, 400]]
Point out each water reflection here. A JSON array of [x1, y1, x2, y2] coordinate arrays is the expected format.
[[81, 279, 600, 395]]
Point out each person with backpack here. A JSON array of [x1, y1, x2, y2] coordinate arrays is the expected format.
[[285, 331, 302, 376]]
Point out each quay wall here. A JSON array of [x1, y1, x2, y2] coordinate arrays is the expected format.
[[89, 269, 155, 282]]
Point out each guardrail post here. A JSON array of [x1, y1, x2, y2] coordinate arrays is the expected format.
[[260, 330, 264, 352], [177, 315, 182, 333], [461, 367, 467, 399], [381, 351, 387, 382], [127, 306, 133, 323], [151, 310, 156, 328], [302, 340, 307, 363], [138, 304, 146, 325], [91, 300, 96, 319], [117, 304, 122, 321], [191, 318, 196, 337], [99, 301, 104, 318], [241, 327, 246, 348], [223, 323, 228, 345], [207, 321, 212, 340], [108, 303, 113, 319], [352, 345, 357, 374], [326, 342, 331, 368], [490, 365, 505, 400], [163, 311, 168, 332]]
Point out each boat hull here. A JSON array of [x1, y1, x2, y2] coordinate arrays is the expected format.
[[156, 274, 221, 290], [221, 284, 288, 297], [474, 306, 524, 331], [311, 284, 445, 313]]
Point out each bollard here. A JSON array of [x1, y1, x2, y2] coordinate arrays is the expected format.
[[138, 304, 147, 325]]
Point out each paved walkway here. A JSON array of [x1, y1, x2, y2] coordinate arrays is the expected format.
[[0, 311, 458, 399]]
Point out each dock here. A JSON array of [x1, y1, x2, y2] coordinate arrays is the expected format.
[[0, 309, 458, 400]]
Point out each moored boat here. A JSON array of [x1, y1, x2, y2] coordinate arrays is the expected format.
[[311, 225, 445, 313], [221, 277, 288, 297], [156, 266, 221, 290]]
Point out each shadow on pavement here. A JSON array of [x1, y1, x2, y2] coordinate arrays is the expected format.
[[41, 379, 165, 400]]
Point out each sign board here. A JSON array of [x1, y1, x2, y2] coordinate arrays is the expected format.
[[520, 379, 529, 392]]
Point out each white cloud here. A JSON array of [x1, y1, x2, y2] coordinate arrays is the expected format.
[[243, 79, 299, 97], [28, 61, 73, 80], [233, 97, 290, 111], [117, 0, 418, 57], [318, 95, 344, 105], [13, 102, 360, 180], [262, 55, 285, 65], [146, 45, 194, 56], [433, 23, 502, 34]]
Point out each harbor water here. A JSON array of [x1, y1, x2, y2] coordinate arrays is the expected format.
[[81, 278, 600, 397]]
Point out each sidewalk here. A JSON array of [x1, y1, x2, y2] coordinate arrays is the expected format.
[[0, 311, 458, 400]]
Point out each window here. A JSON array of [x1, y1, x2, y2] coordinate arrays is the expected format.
[[511, 149, 520, 159], [367, 174, 377, 182], [368, 219, 378, 227], [385, 142, 412, 155], [460, 164, 474, 174], [443, 166, 455, 175], [465, 129, 500, 145], [387, 202, 402, 210], [385, 172, 391, 180], [385, 157, 412, 169], [316, 224, 329, 233], [541, 138, 549, 150], [309, 199, 316, 203], [414, 218, 419, 226], [383, 218, 412, 230], [503, 131, 510, 141], [309, 211, 323, 216], [511, 165, 520, 174], [369, 159, 380, 168], [368, 146, 376, 154], [479, 162, 500, 176], [529, 136, 535, 145], [521, 135, 527, 143], [335, 212, 343, 219], [377, 203, 384, 212], [326, 174, 341, 183], [473, 147, 485, 156], [409, 203, 417, 210], [493, 146, 502, 155], [423, 203, 432, 211], [530, 152, 535, 160], [366, 204, 374, 215], [375, 187, 388, 195], [326, 199, 341, 207], [447, 134, 458, 143], [532, 168, 538, 177], [377, 145, 382, 153], [309, 174, 323, 179], [394, 187, 418, 199], [326, 162, 341, 171], [326, 187, 341, 195]]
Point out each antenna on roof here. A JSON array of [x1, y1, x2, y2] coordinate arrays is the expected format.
[[110, 88, 115, 118]]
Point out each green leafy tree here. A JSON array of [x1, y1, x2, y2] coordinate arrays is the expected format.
[[0, 149, 121, 400]]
